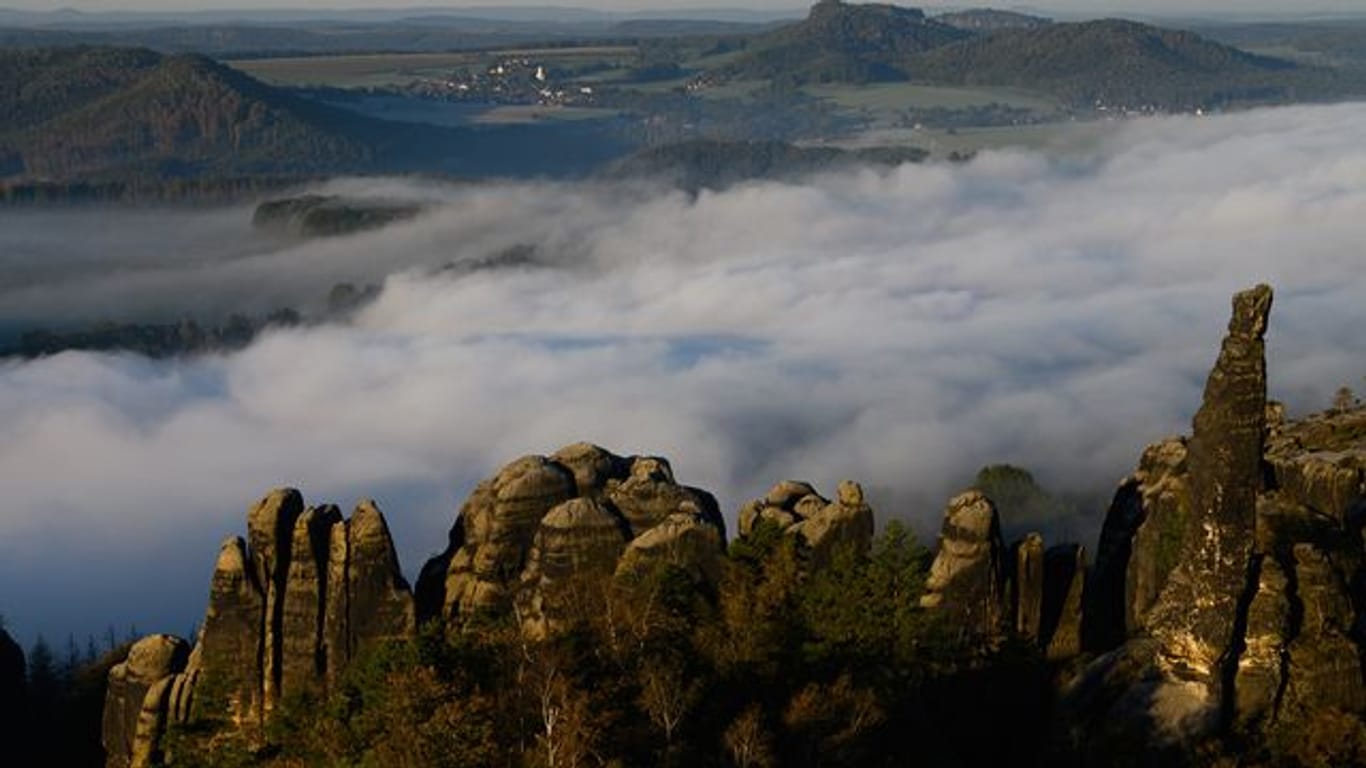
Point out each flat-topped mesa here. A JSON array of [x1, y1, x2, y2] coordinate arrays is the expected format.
[[735, 479, 876, 567], [103, 491, 414, 768], [416, 444, 727, 632]]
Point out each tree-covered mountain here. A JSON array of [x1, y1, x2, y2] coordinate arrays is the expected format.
[[907, 19, 1345, 109], [0, 47, 389, 180], [709, 2, 1355, 110], [721, 0, 970, 85], [0, 47, 633, 184]]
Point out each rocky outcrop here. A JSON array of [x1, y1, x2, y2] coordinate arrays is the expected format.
[[920, 491, 1008, 640], [736, 479, 876, 567], [1140, 286, 1271, 705], [1083, 438, 1190, 652], [1062, 285, 1366, 762], [417, 444, 727, 632], [104, 492, 414, 768], [1042, 545, 1085, 661], [1012, 533, 1045, 643], [617, 509, 726, 584], [518, 498, 630, 637], [102, 635, 190, 768], [920, 495, 1084, 657]]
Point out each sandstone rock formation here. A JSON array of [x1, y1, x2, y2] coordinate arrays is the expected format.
[[1042, 544, 1085, 661], [920, 491, 1008, 639], [1062, 285, 1366, 762], [103, 492, 414, 768], [102, 635, 190, 768], [416, 444, 727, 632], [1012, 533, 1045, 643], [919, 492, 1084, 656], [617, 510, 725, 584], [735, 479, 876, 567]]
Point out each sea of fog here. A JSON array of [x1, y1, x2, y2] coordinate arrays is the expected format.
[[2, 103, 1365, 645]]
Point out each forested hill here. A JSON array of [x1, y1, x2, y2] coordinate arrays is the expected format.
[[0, 47, 385, 180], [907, 19, 1346, 109], [721, 0, 970, 85], [0, 47, 631, 184], [714, 2, 1353, 109]]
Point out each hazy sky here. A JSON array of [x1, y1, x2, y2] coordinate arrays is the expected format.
[[5, 1, 1366, 18], [2, 103, 1365, 647]]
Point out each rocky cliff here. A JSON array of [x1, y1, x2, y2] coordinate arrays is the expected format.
[[736, 478, 876, 567], [102, 493, 414, 767], [917, 490, 1086, 657], [415, 443, 730, 637], [1063, 285, 1366, 763], [99, 285, 1366, 767]]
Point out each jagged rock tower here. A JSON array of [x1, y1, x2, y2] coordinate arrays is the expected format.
[[1066, 284, 1366, 762], [102, 492, 414, 768]]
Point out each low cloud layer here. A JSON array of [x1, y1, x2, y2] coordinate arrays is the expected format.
[[3, 103, 1366, 644]]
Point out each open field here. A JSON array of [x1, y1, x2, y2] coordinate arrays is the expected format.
[[230, 47, 637, 88], [469, 105, 619, 124], [803, 83, 1060, 112]]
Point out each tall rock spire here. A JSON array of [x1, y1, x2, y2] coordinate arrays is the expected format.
[[1145, 285, 1272, 704]]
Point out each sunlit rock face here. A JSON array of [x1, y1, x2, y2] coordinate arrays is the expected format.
[[920, 493, 1085, 657], [1062, 285, 1366, 763], [920, 490, 1009, 638], [102, 635, 190, 768], [736, 478, 876, 569], [102, 492, 414, 768], [416, 443, 727, 635]]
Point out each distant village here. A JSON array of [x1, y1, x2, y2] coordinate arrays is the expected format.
[[406, 56, 600, 108]]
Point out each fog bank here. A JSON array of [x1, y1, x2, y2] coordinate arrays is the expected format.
[[2, 103, 1365, 644]]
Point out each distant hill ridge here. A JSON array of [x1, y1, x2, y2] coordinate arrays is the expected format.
[[910, 18, 1327, 108], [722, 0, 970, 84], [716, 1, 1349, 108], [0, 46, 379, 180], [0, 46, 634, 183]]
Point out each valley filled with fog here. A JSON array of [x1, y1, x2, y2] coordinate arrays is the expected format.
[[2, 102, 1365, 644]]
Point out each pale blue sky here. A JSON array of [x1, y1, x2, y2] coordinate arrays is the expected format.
[[4, 1, 1366, 18]]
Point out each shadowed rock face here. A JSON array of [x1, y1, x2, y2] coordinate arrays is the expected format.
[[418, 444, 727, 631], [103, 492, 414, 768], [0, 628, 24, 739], [1013, 533, 1046, 643], [1043, 545, 1085, 661]]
